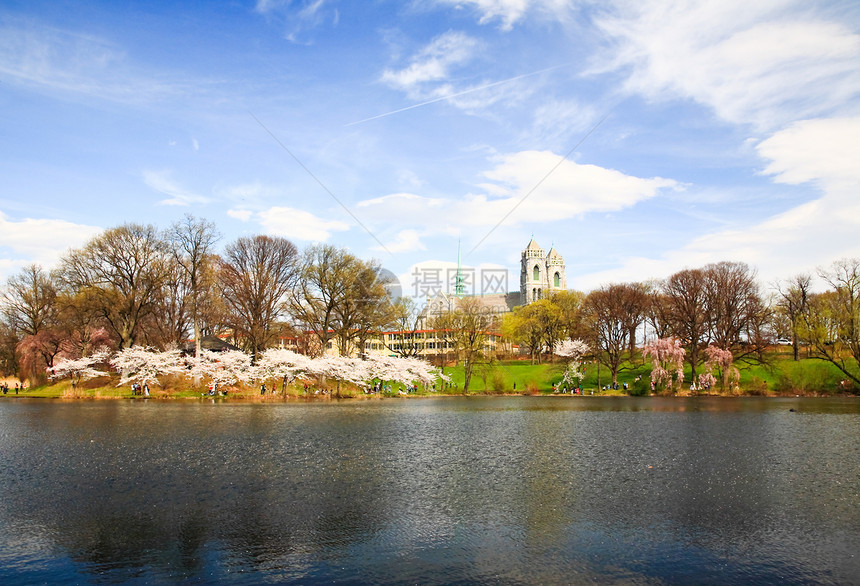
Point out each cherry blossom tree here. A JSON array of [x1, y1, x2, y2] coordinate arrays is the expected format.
[[48, 344, 448, 398], [253, 348, 314, 393], [50, 350, 111, 388], [701, 345, 739, 393], [186, 349, 254, 388], [365, 354, 444, 387], [555, 339, 589, 390], [642, 337, 686, 393], [110, 347, 185, 387]]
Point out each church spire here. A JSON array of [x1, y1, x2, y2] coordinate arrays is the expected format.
[[455, 238, 465, 297]]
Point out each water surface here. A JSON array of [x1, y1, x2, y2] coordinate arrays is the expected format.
[[0, 397, 857, 584]]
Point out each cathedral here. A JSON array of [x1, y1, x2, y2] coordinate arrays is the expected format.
[[420, 239, 568, 326], [520, 238, 567, 304]]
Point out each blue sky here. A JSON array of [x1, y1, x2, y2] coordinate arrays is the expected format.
[[1, 0, 859, 297]]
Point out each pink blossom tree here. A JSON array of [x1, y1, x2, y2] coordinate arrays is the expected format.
[[702, 345, 739, 393], [642, 338, 686, 393]]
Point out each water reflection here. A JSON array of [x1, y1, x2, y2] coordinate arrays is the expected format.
[[0, 397, 857, 584]]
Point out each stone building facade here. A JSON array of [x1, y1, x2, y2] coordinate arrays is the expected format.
[[520, 238, 567, 304]]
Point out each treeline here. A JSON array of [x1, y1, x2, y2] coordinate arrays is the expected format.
[[1, 216, 401, 384], [501, 259, 860, 390], [2, 215, 858, 391]]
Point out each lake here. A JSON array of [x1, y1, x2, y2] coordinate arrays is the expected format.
[[0, 396, 857, 584]]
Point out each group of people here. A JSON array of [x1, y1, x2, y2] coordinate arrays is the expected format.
[[363, 381, 422, 395], [1, 382, 21, 395], [259, 382, 285, 395], [204, 382, 227, 396], [552, 383, 587, 394], [130, 382, 150, 396]]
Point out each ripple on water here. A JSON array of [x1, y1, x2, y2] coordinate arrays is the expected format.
[[0, 397, 856, 584]]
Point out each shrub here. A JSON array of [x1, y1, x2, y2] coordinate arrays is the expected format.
[[490, 369, 507, 393], [747, 376, 769, 396], [628, 377, 651, 396]]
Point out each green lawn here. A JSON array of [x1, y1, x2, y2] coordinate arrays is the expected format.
[[3, 352, 856, 399], [437, 353, 855, 396]]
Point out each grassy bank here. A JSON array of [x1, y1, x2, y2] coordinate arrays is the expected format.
[[3, 351, 856, 400]]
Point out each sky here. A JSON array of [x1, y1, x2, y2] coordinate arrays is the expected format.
[[1, 0, 859, 300]]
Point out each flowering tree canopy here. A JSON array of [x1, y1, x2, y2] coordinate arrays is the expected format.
[[50, 345, 447, 393], [49, 350, 111, 385], [554, 339, 589, 360], [110, 347, 185, 386], [702, 345, 739, 392], [186, 349, 254, 387], [253, 348, 314, 385], [642, 338, 686, 391], [555, 339, 589, 389]]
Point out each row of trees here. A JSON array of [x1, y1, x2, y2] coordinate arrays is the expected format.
[[502, 259, 860, 389], [1, 217, 404, 384], [3, 212, 859, 391], [52, 347, 444, 397]]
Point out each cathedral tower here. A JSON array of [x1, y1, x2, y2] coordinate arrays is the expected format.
[[520, 238, 566, 304]]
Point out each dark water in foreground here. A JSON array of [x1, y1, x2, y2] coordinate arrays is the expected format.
[[0, 397, 857, 585]]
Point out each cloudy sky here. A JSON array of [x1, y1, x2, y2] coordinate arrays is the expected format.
[[1, 0, 859, 297]]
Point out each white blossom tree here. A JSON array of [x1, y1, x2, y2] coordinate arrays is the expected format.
[[254, 348, 314, 393], [50, 350, 111, 388], [110, 346, 185, 387], [555, 339, 589, 391], [186, 349, 254, 388]]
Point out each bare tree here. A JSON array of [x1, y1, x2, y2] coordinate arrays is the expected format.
[[288, 244, 357, 357], [57, 224, 170, 349], [166, 215, 220, 357], [1, 264, 62, 383], [581, 283, 646, 386], [431, 297, 495, 393], [704, 261, 768, 361], [2, 264, 57, 336], [647, 289, 674, 341], [333, 259, 395, 357], [145, 261, 191, 348], [774, 273, 813, 361], [218, 234, 299, 360], [663, 268, 710, 381], [386, 297, 426, 358], [800, 258, 860, 386]]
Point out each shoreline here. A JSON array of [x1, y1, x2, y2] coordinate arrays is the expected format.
[[1, 389, 855, 401]]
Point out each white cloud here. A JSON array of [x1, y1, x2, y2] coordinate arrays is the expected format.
[[0, 19, 188, 104], [381, 31, 480, 93], [257, 206, 350, 241], [142, 170, 210, 206], [227, 209, 253, 222], [757, 117, 860, 189], [572, 117, 860, 290], [593, 1, 860, 129], [0, 212, 102, 281], [371, 229, 427, 254], [435, 0, 571, 31], [254, 0, 337, 43], [358, 151, 676, 236]]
